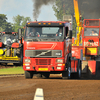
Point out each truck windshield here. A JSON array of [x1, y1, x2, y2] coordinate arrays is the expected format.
[[84, 28, 99, 36], [25, 26, 64, 41]]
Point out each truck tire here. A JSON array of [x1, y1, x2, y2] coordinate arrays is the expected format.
[[62, 62, 71, 79], [95, 61, 100, 79], [68, 65, 71, 79], [25, 71, 33, 79], [62, 71, 68, 79], [67, 62, 71, 79], [77, 60, 81, 79], [42, 73, 50, 79]]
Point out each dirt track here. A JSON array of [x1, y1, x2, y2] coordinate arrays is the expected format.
[[0, 75, 100, 100]]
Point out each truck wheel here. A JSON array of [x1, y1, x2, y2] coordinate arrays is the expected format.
[[77, 60, 81, 79], [25, 71, 33, 79], [68, 66, 71, 79], [62, 71, 68, 79], [42, 73, 50, 79], [67, 61, 71, 79]]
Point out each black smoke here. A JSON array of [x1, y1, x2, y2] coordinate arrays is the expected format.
[[78, 0, 100, 19], [32, 0, 55, 20]]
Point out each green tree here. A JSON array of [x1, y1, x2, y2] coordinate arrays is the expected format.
[[12, 15, 23, 32], [21, 17, 31, 35], [12, 15, 31, 33], [53, 0, 74, 21], [0, 14, 13, 32], [22, 17, 31, 27]]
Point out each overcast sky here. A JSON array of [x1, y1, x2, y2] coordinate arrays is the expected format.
[[0, 0, 57, 23]]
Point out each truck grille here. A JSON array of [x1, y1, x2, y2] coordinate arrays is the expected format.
[[36, 59, 51, 65], [25, 50, 62, 57]]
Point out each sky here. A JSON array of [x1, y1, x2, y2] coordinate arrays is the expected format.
[[0, 0, 57, 23]]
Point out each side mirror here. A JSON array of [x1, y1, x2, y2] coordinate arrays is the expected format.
[[18, 28, 22, 40], [68, 30, 72, 39]]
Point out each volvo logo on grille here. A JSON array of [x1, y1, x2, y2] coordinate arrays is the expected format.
[[36, 50, 51, 57]]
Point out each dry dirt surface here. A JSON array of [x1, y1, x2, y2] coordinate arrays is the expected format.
[[0, 75, 100, 100]]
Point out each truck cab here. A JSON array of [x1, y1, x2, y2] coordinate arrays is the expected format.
[[82, 19, 100, 56], [21, 21, 80, 79]]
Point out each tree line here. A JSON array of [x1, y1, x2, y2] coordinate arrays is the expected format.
[[0, 14, 31, 33]]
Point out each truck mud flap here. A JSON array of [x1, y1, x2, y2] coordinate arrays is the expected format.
[[88, 60, 96, 75]]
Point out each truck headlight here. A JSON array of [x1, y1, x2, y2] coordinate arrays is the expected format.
[[57, 64, 62, 66], [56, 59, 63, 63], [57, 67, 61, 69], [26, 66, 30, 69], [24, 59, 31, 63]]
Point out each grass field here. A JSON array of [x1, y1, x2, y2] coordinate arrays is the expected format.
[[0, 67, 24, 75]]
